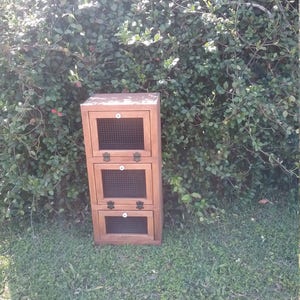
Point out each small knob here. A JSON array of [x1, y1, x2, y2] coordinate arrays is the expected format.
[[122, 212, 128, 218], [119, 165, 125, 171], [115, 113, 121, 119]]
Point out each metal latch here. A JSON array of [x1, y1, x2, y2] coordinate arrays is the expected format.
[[107, 201, 114, 209], [103, 152, 110, 162], [136, 201, 144, 210], [133, 152, 141, 162]]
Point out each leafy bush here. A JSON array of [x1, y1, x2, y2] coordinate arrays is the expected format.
[[0, 0, 298, 221]]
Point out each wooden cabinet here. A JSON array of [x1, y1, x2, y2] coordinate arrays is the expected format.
[[81, 93, 163, 245]]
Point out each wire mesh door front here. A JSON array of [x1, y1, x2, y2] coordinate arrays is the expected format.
[[97, 118, 144, 150], [89, 111, 151, 157], [102, 170, 146, 198], [98, 210, 154, 240], [94, 164, 153, 205], [105, 216, 148, 234]]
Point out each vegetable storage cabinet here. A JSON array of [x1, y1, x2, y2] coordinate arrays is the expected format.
[[81, 93, 163, 245]]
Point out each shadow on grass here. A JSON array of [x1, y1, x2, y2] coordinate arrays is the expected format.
[[0, 203, 299, 300]]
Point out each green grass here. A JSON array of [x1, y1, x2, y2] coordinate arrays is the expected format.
[[0, 202, 299, 300]]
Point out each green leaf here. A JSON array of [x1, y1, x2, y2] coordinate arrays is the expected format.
[[182, 194, 192, 203], [191, 192, 201, 199], [154, 32, 161, 42]]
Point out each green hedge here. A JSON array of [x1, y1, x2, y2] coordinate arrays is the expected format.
[[0, 0, 298, 221]]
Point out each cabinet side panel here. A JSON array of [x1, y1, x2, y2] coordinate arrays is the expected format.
[[92, 210, 101, 244], [149, 99, 161, 160], [81, 108, 98, 205], [80, 109, 93, 158], [87, 163, 97, 205], [150, 96, 163, 242], [153, 210, 163, 243]]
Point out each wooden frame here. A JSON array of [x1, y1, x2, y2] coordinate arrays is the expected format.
[[89, 111, 151, 157], [93, 163, 153, 206], [97, 210, 154, 244], [81, 93, 163, 245]]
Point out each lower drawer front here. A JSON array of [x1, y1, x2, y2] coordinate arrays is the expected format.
[[97, 210, 154, 243]]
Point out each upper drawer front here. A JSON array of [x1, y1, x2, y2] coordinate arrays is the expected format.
[[89, 111, 151, 157]]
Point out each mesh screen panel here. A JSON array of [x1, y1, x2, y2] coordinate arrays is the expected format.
[[97, 118, 144, 150], [102, 170, 146, 198], [105, 216, 148, 234]]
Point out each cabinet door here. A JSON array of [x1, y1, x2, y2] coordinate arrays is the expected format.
[[98, 210, 154, 243], [89, 111, 151, 157], [94, 164, 153, 206]]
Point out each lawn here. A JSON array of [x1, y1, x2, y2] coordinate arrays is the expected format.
[[0, 201, 298, 299]]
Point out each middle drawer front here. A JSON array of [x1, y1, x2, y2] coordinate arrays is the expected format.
[[93, 163, 153, 206]]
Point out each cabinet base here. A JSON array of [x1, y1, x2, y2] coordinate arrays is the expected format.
[[94, 239, 162, 246]]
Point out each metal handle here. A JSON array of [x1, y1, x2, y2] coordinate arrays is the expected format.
[[115, 113, 121, 119], [119, 165, 125, 171], [107, 201, 114, 209], [133, 152, 141, 162], [122, 212, 128, 218], [103, 152, 110, 162], [136, 201, 144, 210]]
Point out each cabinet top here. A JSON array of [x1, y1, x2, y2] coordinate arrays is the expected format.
[[81, 93, 159, 106]]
